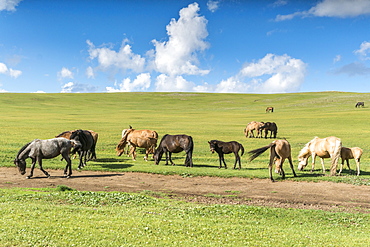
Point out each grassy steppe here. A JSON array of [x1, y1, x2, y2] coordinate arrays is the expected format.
[[1, 92, 370, 183]]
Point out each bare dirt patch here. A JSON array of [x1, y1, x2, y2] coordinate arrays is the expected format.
[[1, 167, 369, 213]]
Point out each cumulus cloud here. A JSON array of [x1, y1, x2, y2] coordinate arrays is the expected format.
[[276, 0, 370, 21], [106, 73, 151, 92], [86, 66, 95, 79], [215, 54, 307, 93], [207, 0, 219, 12], [155, 74, 196, 92], [58, 67, 74, 79], [151, 2, 210, 77], [0, 0, 22, 11], [333, 55, 342, 63], [87, 39, 145, 73], [0, 62, 22, 78], [61, 82, 98, 93], [354, 41, 370, 59]]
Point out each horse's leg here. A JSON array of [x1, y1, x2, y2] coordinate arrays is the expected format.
[[339, 159, 345, 175], [288, 156, 297, 177], [269, 154, 275, 182], [355, 158, 360, 176], [129, 146, 136, 161], [320, 158, 326, 173], [37, 158, 50, 178], [144, 148, 149, 161], [220, 153, 227, 169], [310, 154, 316, 173], [168, 152, 175, 166], [184, 150, 192, 167], [27, 158, 36, 179], [164, 151, 169, 165], [233, 152, 240, 169]]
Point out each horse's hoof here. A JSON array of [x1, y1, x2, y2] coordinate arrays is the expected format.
[[26, 176, 31, 179]]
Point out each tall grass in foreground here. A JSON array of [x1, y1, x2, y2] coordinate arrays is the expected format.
[[1, 92, 370, 183], [0, 188, 369, 247]]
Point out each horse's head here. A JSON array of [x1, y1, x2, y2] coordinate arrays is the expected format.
[[153, 148, 163, 165], [208, 140, 217, 153], [297, 142, 311, 171], [116, 138, 127, 156], [14, 158, 26, 175]]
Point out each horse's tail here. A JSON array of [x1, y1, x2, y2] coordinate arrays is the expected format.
[[248, 142, 275, 162], [188, 135, 194, 152], [239, 143, 245, 156], [330, 138, 342, 176]]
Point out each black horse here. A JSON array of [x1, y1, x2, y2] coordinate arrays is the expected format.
[[355, 102, 365, 108], [70, 129, 95, 169], [208, 140, 244, 169], [154, 134, 194, 167], [259, 122, 278, 139]]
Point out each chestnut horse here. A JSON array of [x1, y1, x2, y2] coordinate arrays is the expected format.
[[266, 107, 274, 113], [297, 136, 342, 176], [248, 139, 297, 182], [116, 128, 158, 161]]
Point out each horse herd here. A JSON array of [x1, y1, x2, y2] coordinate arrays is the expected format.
[[13, 123, 363, 182]]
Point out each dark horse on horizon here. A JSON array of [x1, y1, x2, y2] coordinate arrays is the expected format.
[[154, 134, 194, 167], [14, 138, 77, 179], [208, 140, 244, 170], [355, 102, 365, 108]]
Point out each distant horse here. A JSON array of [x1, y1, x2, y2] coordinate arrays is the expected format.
[[297, 136, 342, 176], [154, 134, 194, 167], [339, 147, 362, 176], [116, 128, 158, 161], [116, 128, 158, 159], [14, 138, 76, 179], [355, 102, 364, 108], [208, 140, 244, 169], [69, 130, 95, 169], [244, 121, 264, 138], [266, 107, 274, 113], [248, 139, 297, 182], [259, 122, 278, 139], [56, 129, 98, 160]]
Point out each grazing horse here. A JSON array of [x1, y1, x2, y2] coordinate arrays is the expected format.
[[266, 107, 274, 113], [248, 139, 297, 182], [355, 102, 364, 108], [339, 147, 362, 176], [259, 122, 278, 139], [69, 130, 95, 169], [244, 121, 264, 138], [56, 129, 98, 160], [208, 140, 244, 169], [116, 128, 158, 161], [154, 134, 194, 167], [14, 138, 76, 178], [297, 136, 342, 176]]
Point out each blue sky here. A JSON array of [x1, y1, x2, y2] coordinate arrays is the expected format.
[[1, 0, 370, 93]]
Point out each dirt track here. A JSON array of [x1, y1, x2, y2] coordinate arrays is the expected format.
[[1, 167, 369, 213]]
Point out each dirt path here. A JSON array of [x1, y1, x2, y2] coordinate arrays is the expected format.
[[1, 167, 369, 213]]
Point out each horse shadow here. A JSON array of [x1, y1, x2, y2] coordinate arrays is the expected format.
[[91, 158, 133, 170], [50, 173, 125, 179]]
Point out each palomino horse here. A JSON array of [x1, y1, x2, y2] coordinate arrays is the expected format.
[[14, 138, 76, 178], [56, 129, 98, 160], [116, 128, 158, 161], [339, 147, 362, 176], [248, 139, 297, 182], [355, 102, 364, 108], [244, 121, 264, 138], [297, 136, 342, 176], [266, 107, 274, 113], [259, 122, 278, 139], [208, 140, 244, 170], [154, 134, 194, 167]]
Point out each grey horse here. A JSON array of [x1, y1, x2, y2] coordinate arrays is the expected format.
[[14, 137, 76, 179]]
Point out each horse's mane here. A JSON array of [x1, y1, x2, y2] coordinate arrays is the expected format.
[[298, 137, 319, 158], [15, 140, 34, 160]]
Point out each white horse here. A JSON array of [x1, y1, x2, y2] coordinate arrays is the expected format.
[[297, 136, 342, 176]]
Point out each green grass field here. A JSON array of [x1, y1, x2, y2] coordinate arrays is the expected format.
[[1, 92, 370, 246]]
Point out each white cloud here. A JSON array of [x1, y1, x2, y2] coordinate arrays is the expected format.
[[151, 2, 210, 77], [87, 39, 145, 73], [58, 67, 74, 79], [106, 73, 151, 92], [0, 0, 22, 11], [86, 66, 95, 79], [207, 0, 219, 12], [334, 62, 370, 76], [61, 82, 98, 93], [333, 55, 342, 63], [0, 62, 22, 78], [155, 74, 195, 92], [215, 54, 307, 93], [354, 41, 370, 59], [276, 0, 370, 21], [31, 91, 46, 93]]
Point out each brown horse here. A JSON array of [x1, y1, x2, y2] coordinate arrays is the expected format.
[[266, 107, 274, 113], [248, 139, 297, 182], [259, 122, 278, 139], [244, 121, 264, 138], [208, 140, 244, 169], [116, 128, 158, 161], [297, 136, 342, 176], [339, 147, 362, 176]]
